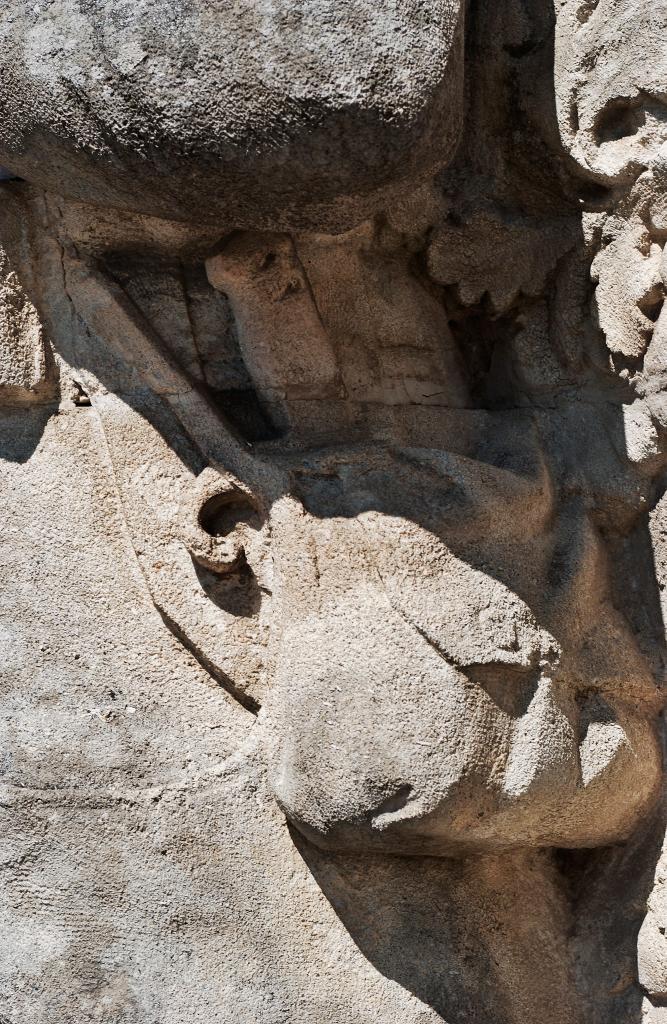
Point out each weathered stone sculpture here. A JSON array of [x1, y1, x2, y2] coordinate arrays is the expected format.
[[1, 1, 666, 1022]]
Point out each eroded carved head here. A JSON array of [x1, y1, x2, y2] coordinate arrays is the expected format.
[[169, 220, 660, 859], [0, 0, 664, 864], [257, 450, 660, 856]]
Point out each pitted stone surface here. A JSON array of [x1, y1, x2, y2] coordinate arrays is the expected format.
[[0, 2, 666, 1023], [0, 0, 464, 229]]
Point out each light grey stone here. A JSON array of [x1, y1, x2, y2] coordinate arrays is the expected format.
[[0, 0, 465, 230], [0, 1, 666, 1022]]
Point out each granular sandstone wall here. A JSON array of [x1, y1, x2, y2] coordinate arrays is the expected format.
[[0, 1, 667, 1022]]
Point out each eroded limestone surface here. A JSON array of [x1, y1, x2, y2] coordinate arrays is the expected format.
[[1, 1, 667, 1022]]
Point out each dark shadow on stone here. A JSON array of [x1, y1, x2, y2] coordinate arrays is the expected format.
[[0, 403, 57, 464], [193, 559, 262, 618], [554, 803, 666, 1024], [291, 808, 665, 1024], [290, 826, 519, 1024]]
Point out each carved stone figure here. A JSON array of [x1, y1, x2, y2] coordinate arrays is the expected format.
[[1, 2, 666, 1022]]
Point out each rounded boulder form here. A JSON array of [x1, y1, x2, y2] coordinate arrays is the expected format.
[[0, 0, 465, 229]]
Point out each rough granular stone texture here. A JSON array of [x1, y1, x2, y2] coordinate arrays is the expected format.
[[0, 1, 666, 1022]]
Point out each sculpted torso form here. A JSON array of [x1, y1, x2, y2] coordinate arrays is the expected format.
[[1, 2, 667, 1022]]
